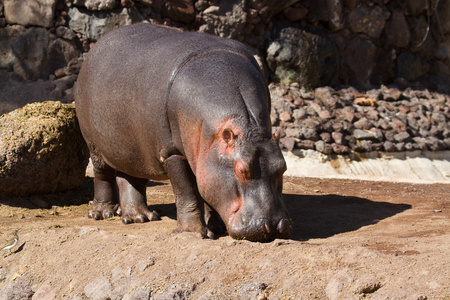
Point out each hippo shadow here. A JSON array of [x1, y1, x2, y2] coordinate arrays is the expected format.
[[283, 193, 411, 241], [151, 202, 177, 220], [150, 193, 411, 242]]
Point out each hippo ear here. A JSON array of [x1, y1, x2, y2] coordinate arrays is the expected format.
[[272, 127, 282, 144]]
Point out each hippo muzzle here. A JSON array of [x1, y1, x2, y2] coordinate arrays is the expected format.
[[227, 204, 292, 242], [225, 170, 291, 242]]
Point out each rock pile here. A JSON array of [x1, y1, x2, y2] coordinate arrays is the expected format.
[[0, 101, 89, 196], [271, 82, 450, 154]]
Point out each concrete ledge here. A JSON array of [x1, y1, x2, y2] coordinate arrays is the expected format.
[[284, 150, 450, 184]]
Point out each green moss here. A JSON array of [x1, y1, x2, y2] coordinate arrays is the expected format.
[[278, 69, 297, 86]]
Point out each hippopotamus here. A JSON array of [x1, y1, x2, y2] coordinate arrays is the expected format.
[[75, 23, 291, 242]]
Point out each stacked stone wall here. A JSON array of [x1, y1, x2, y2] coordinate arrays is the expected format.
[[0, 1, 449, 95]]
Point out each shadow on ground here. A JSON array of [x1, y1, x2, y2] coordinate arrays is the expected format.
[[0, 177, 170, 210], [1, 177, 412, 243], [141, 192, 412, 243], [0, 177, 95, 209], [283, 193, 411, 241]]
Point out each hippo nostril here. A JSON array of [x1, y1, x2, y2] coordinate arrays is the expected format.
[[264, 221, 271, 234], [277, 218, 290, 236]]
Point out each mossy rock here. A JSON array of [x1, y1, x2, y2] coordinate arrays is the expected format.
[[0, 101, 89, 196]]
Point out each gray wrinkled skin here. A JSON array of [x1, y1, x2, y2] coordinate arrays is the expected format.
[[75, 23, 291, 242]]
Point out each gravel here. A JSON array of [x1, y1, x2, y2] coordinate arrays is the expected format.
[[271, 82, 450, 155]]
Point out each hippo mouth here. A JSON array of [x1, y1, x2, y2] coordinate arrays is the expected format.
[[227, 216, 292, 242]]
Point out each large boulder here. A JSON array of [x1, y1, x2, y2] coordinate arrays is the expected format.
[[347, 3, 390, 38], [341, 36, 379, 86], [68, 6, 141, 41], [198, 0, 247, 40], [0, 101, 89, 197], [68, 0, 119, 11], [438, 0, 450, 35], [382, 9, 411, 49], [3, 0, 57, 28], [308, 0, 344, 30], [266, 25, 339, 89], [150, 0, 195, 24]]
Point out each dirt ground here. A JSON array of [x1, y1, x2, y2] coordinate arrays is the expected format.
[[0, 175, 449, 299]]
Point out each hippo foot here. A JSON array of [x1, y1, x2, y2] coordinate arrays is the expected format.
[[88, 202, 119, 220], [173, 224, 216, 240], [119, 206, 160, 224]]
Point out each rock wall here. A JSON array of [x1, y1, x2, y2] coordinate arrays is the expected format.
[[0, 0, 450, 113], [0, 0, 449, 113]]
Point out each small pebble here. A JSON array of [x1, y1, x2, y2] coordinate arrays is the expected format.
[[78, 226, 100, 237]]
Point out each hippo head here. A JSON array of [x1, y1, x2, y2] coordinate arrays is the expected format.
[[195, 118, 292, 242]]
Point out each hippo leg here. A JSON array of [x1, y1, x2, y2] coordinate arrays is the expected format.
[[88, 143, 119, 220], [116, 172, 160, 224], [164, 155, 215, 239]]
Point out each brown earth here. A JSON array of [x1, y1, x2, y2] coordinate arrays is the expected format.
[[0, 176, 449, 299]]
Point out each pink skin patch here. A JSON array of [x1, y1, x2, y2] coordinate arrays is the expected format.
[[195, 118, 242, 182], [234, 159, 250, 184], [193, 117, 247, 229], [226, 196, 242, 227]]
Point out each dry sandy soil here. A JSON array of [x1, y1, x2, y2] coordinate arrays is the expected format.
[[0, 175, 449, 299]]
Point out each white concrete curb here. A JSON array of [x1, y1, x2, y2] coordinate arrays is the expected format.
[[86, 151, 450, 184], [284, 150, 450, 184]]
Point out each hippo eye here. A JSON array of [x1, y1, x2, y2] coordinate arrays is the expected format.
[[234, 159, 251, 183]]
